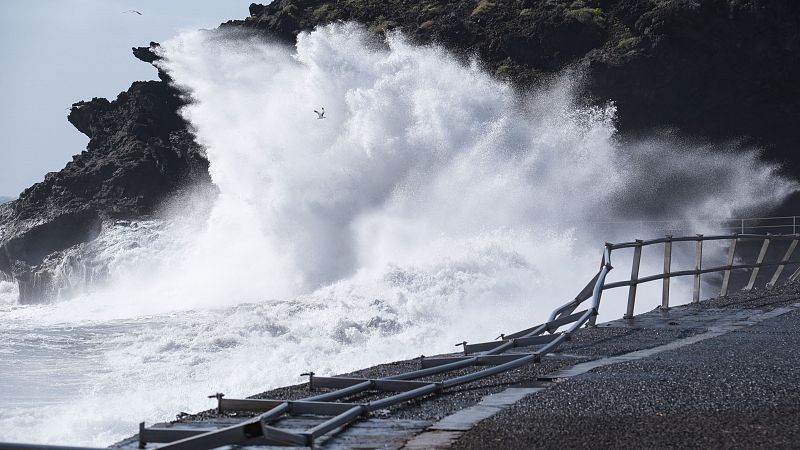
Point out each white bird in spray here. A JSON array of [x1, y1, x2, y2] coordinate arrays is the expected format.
[[314, 107, 326, 119]]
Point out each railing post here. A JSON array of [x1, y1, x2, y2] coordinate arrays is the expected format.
[[720, 233, 738, 297], [789, 260, 800, 283], [624, 240, 643, 319], [693, 234, 703, 303], [587, 311, 598, 327], [661, 236, 672, 310], [767, 235, 798, 288], [745, 236, 771, 290], [587, 249, 610, 328]]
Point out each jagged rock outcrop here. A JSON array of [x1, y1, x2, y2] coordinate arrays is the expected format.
[[2, 0, 799, 303], [0, 54, 210, 303]]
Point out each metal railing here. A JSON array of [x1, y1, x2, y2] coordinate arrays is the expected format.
[[126, 248, 615, 449], [594, 216, 800, 237], [1, 233, 794, 450], [602, 233, 800, 319]]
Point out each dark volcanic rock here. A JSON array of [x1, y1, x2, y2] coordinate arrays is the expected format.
[[133, 42, 173, 82], [588, 0, 800, 172], [0, 55, 210, 303], [235, 0, 800, 170]]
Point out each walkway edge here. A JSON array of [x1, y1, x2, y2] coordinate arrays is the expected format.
[[401, 303, 800, 449]]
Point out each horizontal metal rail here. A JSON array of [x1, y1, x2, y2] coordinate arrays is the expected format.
[[156, 417, 267, 450], [219, 399, 363, 416], [603, 259, 800, 290], [421, 353, 532, 368], [219, 398, 285, 412], [139, 425, 214, 444], [595, 215, 800, 224], [310, 377, 434, 392], [594, 215, 800, 235], [463, 333, 562, 354], [607, 233, 798, 250]]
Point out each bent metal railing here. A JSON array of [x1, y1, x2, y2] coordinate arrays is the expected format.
[[131, 249, 614, 449], [117, 234, 800, 448], [131, 234, 797, 449], [0, 234, 794, 450]]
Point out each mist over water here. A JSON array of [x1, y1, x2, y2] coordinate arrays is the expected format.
[[0, 23, 794, 446], [159, 23, 791, 304]]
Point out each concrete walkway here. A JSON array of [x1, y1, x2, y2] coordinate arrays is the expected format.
[[452, 302, 800, 449]]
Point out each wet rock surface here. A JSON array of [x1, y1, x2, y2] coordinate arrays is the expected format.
[[0, 74, 211, 303]]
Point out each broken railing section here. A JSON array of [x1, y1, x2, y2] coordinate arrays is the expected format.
[[136, 233, 797, 449], [138, 257, 612, 449], [604, 233, 800, 319]]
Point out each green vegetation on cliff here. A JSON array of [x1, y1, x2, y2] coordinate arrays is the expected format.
[[233, 0, 800, 175]]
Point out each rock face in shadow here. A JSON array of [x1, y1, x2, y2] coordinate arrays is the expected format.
[[235, 0, 800, 170], [2, 0, 799, 303], [0, 53, 210, 303]]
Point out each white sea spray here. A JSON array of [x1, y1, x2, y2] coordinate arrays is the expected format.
[[0, 23, 794, 446]]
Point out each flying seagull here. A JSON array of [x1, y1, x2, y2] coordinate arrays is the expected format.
[[123, 10, 142, 15], [314, 107, 326, 119]]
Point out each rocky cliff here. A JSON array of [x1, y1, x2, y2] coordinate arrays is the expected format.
[[0, 68, 210, 302], [234, 0, 800, 170], [1, 0, 799, 303]]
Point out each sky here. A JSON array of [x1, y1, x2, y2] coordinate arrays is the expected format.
[[0, 0, 255, 197]]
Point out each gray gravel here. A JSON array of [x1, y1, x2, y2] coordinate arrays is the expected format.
[[700, 281, 800, 310], [451, 308, 800, 450], [558, 327, 700, 357]]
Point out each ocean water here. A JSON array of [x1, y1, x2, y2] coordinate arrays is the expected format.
[[0, 23, 793, 446]]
